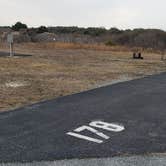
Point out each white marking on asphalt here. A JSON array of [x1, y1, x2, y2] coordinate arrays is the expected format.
[[74, 125, 110, 140], [89, 121, 125, 132], [67, 132, 103, 144], [67, 121, 125, 144]]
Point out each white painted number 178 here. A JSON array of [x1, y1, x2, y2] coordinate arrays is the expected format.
[[67, 121, 125, 144]]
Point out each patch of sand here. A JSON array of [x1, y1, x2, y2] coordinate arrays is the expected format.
[[5, 81, 28, 88]]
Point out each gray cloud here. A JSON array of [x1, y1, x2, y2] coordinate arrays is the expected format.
[[0, 0, 166, 29]]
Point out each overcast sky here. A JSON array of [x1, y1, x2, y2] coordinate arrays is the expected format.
[[0, 0, 166, 30]]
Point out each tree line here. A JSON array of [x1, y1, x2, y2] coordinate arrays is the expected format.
[[2, 22, 166, 50]]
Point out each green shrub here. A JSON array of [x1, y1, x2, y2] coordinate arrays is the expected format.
[[105, 40, 116, 46], [37, 26, 48, 33], [12, 22, 28, 31]]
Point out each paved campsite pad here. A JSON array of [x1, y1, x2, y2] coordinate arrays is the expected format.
[[0, 51, 32, 57], [0, 73, 166, 163]]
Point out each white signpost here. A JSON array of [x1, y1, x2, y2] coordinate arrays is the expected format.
[[7, 34, 14, 57]]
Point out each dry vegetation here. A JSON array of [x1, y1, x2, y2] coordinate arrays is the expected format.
[[0, 42, 166, 112]]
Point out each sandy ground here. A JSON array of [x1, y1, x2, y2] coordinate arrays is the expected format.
[[0, 43, 166, 112]]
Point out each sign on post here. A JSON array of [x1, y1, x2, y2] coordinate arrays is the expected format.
[[7, 34, 14, 57]]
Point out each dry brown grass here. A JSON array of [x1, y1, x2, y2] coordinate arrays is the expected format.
[[0, 42, 166, 112], [0, 42, 137, 54], [15, 42, 131, 51]]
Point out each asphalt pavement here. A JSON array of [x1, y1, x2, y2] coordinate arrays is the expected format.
[[0, 72, 166, 163]]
